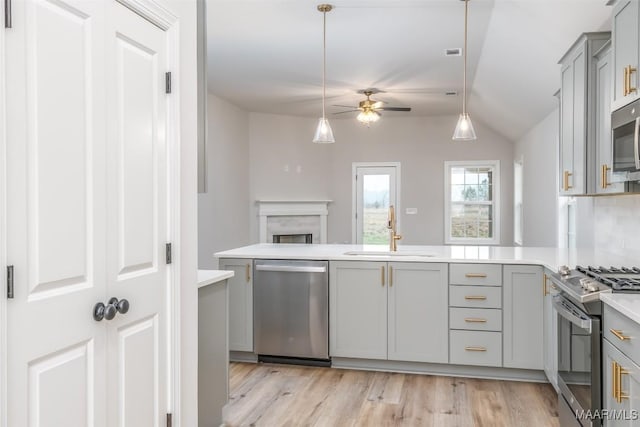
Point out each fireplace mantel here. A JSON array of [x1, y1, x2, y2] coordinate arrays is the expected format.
[[256, 200, 331, 244]]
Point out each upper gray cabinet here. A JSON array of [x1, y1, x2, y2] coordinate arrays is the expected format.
[[559, 32, 611, 196], [612, 0, 640, 112], [594, 42, 626, 194]]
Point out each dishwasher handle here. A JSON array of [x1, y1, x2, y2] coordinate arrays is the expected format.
[[255, 264, 327, 274]]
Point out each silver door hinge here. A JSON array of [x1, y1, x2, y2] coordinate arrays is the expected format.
[[165, 72, 171, 94], [165, 243, 172, 265], [4, 0, 12, 28], [7, 265, 14, 299], [166, 413, 172, 427]]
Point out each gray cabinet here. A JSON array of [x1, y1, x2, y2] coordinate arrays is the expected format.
[[559, 32, 610, 195], [603, 339, 640, 426], [329, 261, 448, 363], [612, 0, 640, 111], [219, 258, 253, 352], [595, 42, 626, 194], [503, 265, 544, 370], [543, 271, 559, 390]]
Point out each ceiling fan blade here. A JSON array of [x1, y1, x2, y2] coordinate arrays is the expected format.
[[378, 107, 412, 112], [332, 104, 358, 108], [333, 110, 360, 115], [371, 101, 384, 109]]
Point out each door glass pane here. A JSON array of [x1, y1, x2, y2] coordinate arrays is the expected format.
[[362, 174, 390, 244]]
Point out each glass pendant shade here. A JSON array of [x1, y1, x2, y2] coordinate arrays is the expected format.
[[313, 117, 335, 143], [452, 112, 477, 141]]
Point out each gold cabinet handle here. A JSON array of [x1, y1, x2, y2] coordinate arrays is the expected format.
[[381, 266, 385, 287], [465, 273, 487, 278], [465, 346, 487, 352], [389, 266, 393, 287], [543, 274, 548, 296], [629, 66, 637, 95], [612, 361, 618, 400], [610, 328, 631, 341], [464, 295, 487, 300], [563, 170, 573, 191], [614, 361, 630, 403], [602, 164, 611, 189], [464, 318, 487, 323], [246, 264, 251, 282], [624, 66, 629, 96]]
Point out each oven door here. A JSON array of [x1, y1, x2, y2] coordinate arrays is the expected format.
[[554, 296, 601, 427]]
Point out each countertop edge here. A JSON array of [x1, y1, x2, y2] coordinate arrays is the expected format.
[[198, 270, 234, 288]]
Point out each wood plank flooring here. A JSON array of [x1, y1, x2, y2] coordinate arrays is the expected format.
[[225, 362, 559, 427]]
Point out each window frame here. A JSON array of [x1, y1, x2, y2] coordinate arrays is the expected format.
[[444, 160, 501, 245]]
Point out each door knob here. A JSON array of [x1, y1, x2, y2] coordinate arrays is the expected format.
[[108, 297, 130, 315], [93, 302, 106, 321]]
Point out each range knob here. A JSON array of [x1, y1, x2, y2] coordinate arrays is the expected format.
[[579, 278, 600, 292], [558, 265, 571, 276]]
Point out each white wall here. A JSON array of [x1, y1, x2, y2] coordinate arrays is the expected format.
[[198, 94, 251, 267], [248, 113, 515, 245], [514, 109, 559, 247]]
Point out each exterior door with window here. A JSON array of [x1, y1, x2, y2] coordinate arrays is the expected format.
[[5, 1, 171, 425], [354, 165, 398, 244]]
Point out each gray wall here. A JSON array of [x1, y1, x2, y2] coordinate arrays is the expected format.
[[198, 94, 251, 268], [513, 109, 559, 247], [248, 113, 515, 245]]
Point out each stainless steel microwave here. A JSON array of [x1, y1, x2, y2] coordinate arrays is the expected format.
[[612, 99, 640, 180]]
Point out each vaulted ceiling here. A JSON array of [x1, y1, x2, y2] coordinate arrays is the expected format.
[[206, 0, 611, 141]]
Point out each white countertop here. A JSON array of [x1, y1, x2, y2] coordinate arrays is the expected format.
[[601, 293, 640, 325], [198, 270, 234, 289], [214, 243, 638, 273]]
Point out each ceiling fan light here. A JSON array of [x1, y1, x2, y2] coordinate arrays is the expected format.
[[313, 117, 335, 143], [452, 112, 477, 141], [356, 110, 381, 124]]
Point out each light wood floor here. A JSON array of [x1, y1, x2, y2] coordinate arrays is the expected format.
[[225, 362, 559, 427]]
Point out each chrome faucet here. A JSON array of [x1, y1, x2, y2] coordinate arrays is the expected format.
[[387, 205, 402, 251]]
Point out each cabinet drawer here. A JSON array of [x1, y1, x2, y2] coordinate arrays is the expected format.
[[450, 264, 502, 286], [604, 305, 640, 362], [450, 308, 502, 332], [450, 330, 502, 367], [449, 285, 502, 309]]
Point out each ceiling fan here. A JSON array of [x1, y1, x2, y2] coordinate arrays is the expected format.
[[333, 89, 412, 124]]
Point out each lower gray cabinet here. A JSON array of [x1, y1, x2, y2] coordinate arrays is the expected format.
[[603, 339, 640, 426], [450, 330, 502, 367], [219, 258, 253, 352], [503, 265, 544, 370], [329, 261, 448, 363]]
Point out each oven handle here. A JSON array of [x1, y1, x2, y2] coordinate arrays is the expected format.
[[553, 297, 592, 333], [634, 117, 640, 170]]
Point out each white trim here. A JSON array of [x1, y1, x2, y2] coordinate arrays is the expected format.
[[0, 0, 7, 422], [351, 162, 401, 244], [116, 0, 176, 30], [444, 160, 501, 245]]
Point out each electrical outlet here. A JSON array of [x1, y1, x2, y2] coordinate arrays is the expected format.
[[406, 208, 418, 215]]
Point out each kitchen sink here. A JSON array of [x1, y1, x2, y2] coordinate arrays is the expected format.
[[343, 250, 436, 257]]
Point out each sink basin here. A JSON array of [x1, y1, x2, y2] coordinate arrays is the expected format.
[[343, 250, 436, 257]]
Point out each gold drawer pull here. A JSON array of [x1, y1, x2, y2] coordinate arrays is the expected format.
[[612, 361, 618, 400], [246, 264, 251, 282], [563, 170, 573, 191], [465, 273, 487, 278], [465, 346, 487, 352], [610, 329, 631, 341], [464, 318, 487, 323], [464, 295, 487, 300]]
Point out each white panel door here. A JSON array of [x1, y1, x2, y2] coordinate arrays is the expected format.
[[105, 3, 168, 426], [6, 0, 107, 425], [6, 1, 172, 425]]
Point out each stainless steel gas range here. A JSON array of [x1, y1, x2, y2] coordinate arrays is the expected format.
[[549, 265, 640, 427]]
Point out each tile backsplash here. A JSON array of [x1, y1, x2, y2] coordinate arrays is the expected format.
[[593, 195, 640, 258]]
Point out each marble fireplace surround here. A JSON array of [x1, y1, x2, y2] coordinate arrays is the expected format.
[[257, 200, 331, 244]]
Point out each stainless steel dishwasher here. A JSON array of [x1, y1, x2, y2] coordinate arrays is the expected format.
[[253, 259, 329, 365]]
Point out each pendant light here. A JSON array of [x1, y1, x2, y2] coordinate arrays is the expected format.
[[452, 0, 477, 141], [313, 4, 335, 143]]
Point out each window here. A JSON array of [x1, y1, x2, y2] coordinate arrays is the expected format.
[[444, 160, 500, 245], [352, 163, 400, 244]]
